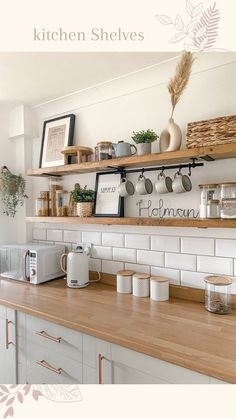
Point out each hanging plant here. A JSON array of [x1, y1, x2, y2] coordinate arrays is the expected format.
[[0, 166, 28, 217]]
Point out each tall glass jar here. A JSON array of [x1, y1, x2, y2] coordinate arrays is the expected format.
[[36, 197, 49, 216], [220, 183, 236, 219], [198, 184, 220, 218], [56, 190, 69, 216], [97, 141, 112, 160], [49, 177, 62, 216], [204, 276, 232, 314]]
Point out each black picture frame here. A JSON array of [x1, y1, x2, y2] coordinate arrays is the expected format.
[[39, 114, 75, 168], [93, 172, 124, 218]]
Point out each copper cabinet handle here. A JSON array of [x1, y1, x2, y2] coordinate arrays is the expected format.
[[36, 330, 62, 343], [36, 360, 62, 375], [98, 353, 105, 384], [6, 319, 14, 350]]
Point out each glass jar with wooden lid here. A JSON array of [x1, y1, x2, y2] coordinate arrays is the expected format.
[[204, 275, 232, 314], [198, 183, 220, 218], [36, 197, 49, 216], [132, 273, 150, 297], [116, 270, 134, 294], [97, 141, 112, 160]]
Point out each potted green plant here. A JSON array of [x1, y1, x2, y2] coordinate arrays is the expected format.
[[0, 166, 28, 217], [131, 129, 159, 156], [71, 185, 95, 217]]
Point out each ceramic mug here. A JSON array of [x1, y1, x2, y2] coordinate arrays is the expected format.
[[155, 173, 173, 194], [172, 172, 192, 193], [135, 174, 153, 195], [117, 178, 135, 197]]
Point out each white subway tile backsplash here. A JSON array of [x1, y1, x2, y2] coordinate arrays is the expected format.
[[113, 247, 136, 263], [63, 230, 81, 243], [125, 234, 150, 250], [137, 250, 164, 267], [151, 235, 180, 253], [197, 256, 233, 276], [33, 228, 46, 241], [216, 239, 236, 258], [125, 263, 150, 275], [181, 237, 214, 256], [92, 246, 112, 260], [57, 242, 71, 253], [47, 229, 63, 242], [165, 253, 196, 271], [102, 233, 124, 247], [151, 266, 180, 285], [181, 271, 207, 289], [102, 260, 124, 275], [82, 231, 101, 245], [89, 258, 102, 272]]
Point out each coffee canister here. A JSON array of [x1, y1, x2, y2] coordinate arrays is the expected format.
[[132, 273, 150, 297], [150, 276, 169, 301], [116, 270, 134, 294]]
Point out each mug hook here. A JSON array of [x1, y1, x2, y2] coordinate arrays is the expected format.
[[160, 166, 165, 176], [188, 163, 192, 177], [178, 165, 182, 175]]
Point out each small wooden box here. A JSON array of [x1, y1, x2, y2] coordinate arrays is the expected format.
[[186, 115, 236, 149]]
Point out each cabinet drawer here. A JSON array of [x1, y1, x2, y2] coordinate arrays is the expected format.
[[26, 315, 82, 362], [26, 340, 82, 384]]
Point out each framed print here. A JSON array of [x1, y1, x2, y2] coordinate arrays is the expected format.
[[39, 114, 75, 168], [94, 172, 124, 217]]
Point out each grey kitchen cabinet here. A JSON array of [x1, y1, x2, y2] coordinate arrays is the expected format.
[[0, 305, 17, 384]]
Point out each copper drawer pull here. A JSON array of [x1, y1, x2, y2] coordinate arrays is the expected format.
[[6, 319, 14, 350], [36, 330, 62, 343], [98, 353, 105, 384], [36, 360, 62, 374]]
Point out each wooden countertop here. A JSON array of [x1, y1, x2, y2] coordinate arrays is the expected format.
[[0, 277, 236, 383]]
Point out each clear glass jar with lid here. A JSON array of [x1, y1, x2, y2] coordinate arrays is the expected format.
[[220, 183, 236, 219], [198, 184, 220, 218], [36, 197, 49, 216], [204, 276, 232, 314], [97, 141, 112, 160], [56, 190, 69, 216]]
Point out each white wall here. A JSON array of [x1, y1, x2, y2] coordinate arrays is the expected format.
[[30, 52, 236, 292]]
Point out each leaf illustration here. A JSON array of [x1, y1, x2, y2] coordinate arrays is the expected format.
[[0, 396, 8, 403], [34, 385, 82, 403], [23, 385, 31, 396], [184, 43, 201, 51], [3, 407, 13, 418], [186, 19, 197, 33], [32, 390, 42, 401], [175, 14, 184, 31], [169, 32, 187, 43], [17, 392, 23, 404], [192, 3, 203, 17], [0, 386, 9, 393], [193, 3, 220, 50], [6, 397, 15, 406], [186, 0, 194, 17], [155, 14, 172, 25]]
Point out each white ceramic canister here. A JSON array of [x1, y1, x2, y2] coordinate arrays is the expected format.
[[150, 276, 169, 301], [116, 270, 134, 294], [132, 273, 150, 297]]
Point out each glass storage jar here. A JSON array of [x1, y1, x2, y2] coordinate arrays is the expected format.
[[97, 141, 112, 160], [204, 276, 232, 314], [220, 183, 236, 219], [49, 177, 62, 216], [198, 184, 220, 218], [206, 199, 220, 218], [36, 197, 49, 216], [56, 190, 69, 216]]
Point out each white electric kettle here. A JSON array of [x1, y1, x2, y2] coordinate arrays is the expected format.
[[60, 243, 101, 288]]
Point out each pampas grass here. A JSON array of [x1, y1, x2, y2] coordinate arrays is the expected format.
[[168, 52, 194, 118]]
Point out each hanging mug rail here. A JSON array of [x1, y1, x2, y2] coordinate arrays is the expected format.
[[107, 158, 204, 176]]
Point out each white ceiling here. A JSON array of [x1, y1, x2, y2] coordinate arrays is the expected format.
[[0, 52, 178, 106]]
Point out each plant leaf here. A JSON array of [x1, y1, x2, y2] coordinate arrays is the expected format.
[[186, 0, 194, 17], [195, 26, 207, 38], [17, 392, 23, 404], [192, 3, 203, 18], [34, 385, 82, 402], [193, 3, 220, 50], [6, 397, 15, 406], [175, 14, 184, 31], [169, 32, 187, 43], [0, 386, 9, 393], [4, 407, 13, 418], [155, 14, 172, 25]]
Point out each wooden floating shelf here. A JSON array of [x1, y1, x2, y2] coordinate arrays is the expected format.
[[26, 143, 236, 177], [26, 216, 236, 228]]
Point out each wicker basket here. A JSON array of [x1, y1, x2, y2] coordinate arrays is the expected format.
[[186, 115, 236, 149], [77, 202, 93, 218]]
